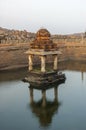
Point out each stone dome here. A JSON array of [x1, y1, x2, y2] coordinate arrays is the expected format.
[[30, 28, 57, 50], [36, 28, 51, 40]]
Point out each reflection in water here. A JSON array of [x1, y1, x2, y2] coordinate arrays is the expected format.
[[59, 61, 86, 82], [0, 61, 86, 130], [58, 60, 86, 72], [28, 86, 61, 127], [0, 68, 27, 81]]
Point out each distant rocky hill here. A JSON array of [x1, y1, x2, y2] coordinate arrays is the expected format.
[[0, 27, 85, 44], [0, 27, 35, 44], [52, 33, 84, 39]]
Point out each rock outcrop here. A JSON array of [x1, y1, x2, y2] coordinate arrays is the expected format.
[[0, 27, 35, 44]]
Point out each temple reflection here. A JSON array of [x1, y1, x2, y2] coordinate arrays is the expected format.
[[28, 82, 65, 127]]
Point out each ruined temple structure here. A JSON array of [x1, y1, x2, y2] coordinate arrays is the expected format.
[[24, 28, 66, 88], [30, 28, 57, 50]]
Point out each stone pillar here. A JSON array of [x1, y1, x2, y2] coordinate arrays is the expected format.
[[42, 90, 46, 107], [29, 87, 34, 104], [28, 55, 33, 71], [53, 55, 58, 70], [40, 56, 46, 73]]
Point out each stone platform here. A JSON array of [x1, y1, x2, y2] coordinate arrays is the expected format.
[[23, 71, 66, 89]]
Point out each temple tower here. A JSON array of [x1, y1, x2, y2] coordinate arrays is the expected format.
[[26, 28, 61, 73], [25, 28, 65, 88]]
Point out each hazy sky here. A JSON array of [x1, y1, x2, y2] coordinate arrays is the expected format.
[[0, 0, 86, 34]]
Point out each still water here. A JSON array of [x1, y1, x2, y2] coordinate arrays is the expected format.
[[0, 61, 86, 130]]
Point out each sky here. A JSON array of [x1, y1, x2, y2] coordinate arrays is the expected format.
[[0, 0, 86, 34]]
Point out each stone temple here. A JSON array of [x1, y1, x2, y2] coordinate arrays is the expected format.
[[30, 28, 57, 50], [25, 28, 65, 88]]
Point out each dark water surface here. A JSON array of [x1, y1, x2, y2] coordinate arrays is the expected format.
[[0, 61, 86, 130]]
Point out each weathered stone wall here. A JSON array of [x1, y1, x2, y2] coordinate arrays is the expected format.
[[0, 43, 29, 70], [0, 43, 86, 71], [59, 43, 86, 62]]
